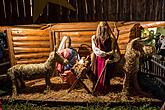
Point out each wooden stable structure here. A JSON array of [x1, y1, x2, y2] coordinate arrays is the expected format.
[[0, 21, 165, 67], [7, 29, 54, 66]]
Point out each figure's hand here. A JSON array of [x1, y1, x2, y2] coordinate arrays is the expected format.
[[106, 50, 114, 56], [105, 59, 113, 64], [106, 50, 117, 56]]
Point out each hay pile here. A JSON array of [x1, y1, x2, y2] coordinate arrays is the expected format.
[[6, 76, 159, 103]]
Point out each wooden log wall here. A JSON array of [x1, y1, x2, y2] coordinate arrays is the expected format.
[[51, 21, 165, 56], [4, 21, 165, 66], [0, 0, 165, 25], [51, 22, 136, 56], [7, 29, 53, 66]]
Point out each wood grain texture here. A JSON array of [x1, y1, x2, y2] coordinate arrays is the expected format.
[[7, 29, 52, 66]]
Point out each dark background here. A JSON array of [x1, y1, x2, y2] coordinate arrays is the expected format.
[[0, 0, 164, 25]]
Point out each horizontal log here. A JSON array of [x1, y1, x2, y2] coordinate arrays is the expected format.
[[14, 47, 51, 54], [11, 29, 49, 36], [119, 44, 127, 50], [118, 33, 129, 40], [118, 42, 129, 45], [51, 22, 137, 32], [71, 38, 91, 43], [118, 39, 129, 44], [13, 41, 50, 47], [51, 22, 99, 31], [71, 43, 92, 48], [16, 58, 47, 64], [60, 31, 96, 36], [13, 36, 50, 41], [141, 21, 165, 28], [15, 52, 50, 60]]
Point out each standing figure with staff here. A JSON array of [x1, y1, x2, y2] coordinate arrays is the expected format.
[[91, 21, 120, 95]]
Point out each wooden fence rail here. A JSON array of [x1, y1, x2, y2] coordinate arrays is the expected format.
[[140, 55, 165, 79]]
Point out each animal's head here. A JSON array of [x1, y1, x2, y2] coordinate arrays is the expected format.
[[46, 46, 57, 62], [48, 46, 68, 65], [130, 38, 155, 56], [129, 23, 144, 42]]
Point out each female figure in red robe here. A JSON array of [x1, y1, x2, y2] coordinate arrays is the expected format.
[[91, 21, 118, 95]]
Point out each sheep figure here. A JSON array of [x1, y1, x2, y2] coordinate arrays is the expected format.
[[7, 47, 68, 96], [122, 37, 155, 96]]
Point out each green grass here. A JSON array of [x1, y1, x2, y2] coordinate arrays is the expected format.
[[2, 103, 160, 110]]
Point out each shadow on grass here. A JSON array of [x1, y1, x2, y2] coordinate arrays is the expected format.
[[110, 84, 123, 93]]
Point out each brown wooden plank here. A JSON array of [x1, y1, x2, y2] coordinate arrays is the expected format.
[[71, 38, 91, 43], [48, 3, 61, 23], [36, 3, 48, 23], [162, 0, 165, 20], [123, 0, 130, 20], [118, 39, 129, 44], [17, 0, 25, 24], [4, 0, 12, 25], [71, 43, 91, 48], [140, 0, 146, 20], [15, 52, 49, 60], [131, 0, 137, 20], [156, 0, 162, 20], [118, 33, 129, 40], [10, 0, 19, 24], [24, 0, 32, 23], [75, 49, 92, 54], [118, 0, 124, 20], [61, 6, 70, 22], [119, 44, 127, 50], [0, 0, 6, 25], [49, 31, 54, 51], [14, 47, 50, 54], [95, 0, 102, 20], [55, 32, 61, 48], [152, 0, 157, 20], [108, 0, 117, 20], [13, 36, 49, 41], [102, 0, 108, 20], [77, 0, 86, 21], [13, 41, 50, 47], [7, 30, 16, 66], [61, 31, 96, 36], [51, 22, 132, 32], [52, 23, 98, 31], [69, 0, 77, 22], [11, 30, 49, 36], [85, 0, 95, 21], [16, 58, 47, 64]]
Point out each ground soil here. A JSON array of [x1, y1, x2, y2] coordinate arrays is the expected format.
[[5, 76, 160, 103]]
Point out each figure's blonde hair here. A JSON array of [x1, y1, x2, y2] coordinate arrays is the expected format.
[[96, 21, 110, 37]]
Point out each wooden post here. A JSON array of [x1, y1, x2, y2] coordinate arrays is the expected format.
[[7, 30, 16, 66]]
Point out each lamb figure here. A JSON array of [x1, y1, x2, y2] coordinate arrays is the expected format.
[[122, 37, 155, 96], [7, 47, 68, 96]]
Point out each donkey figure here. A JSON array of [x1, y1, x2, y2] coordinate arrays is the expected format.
[[122, 38, 155, 96]]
